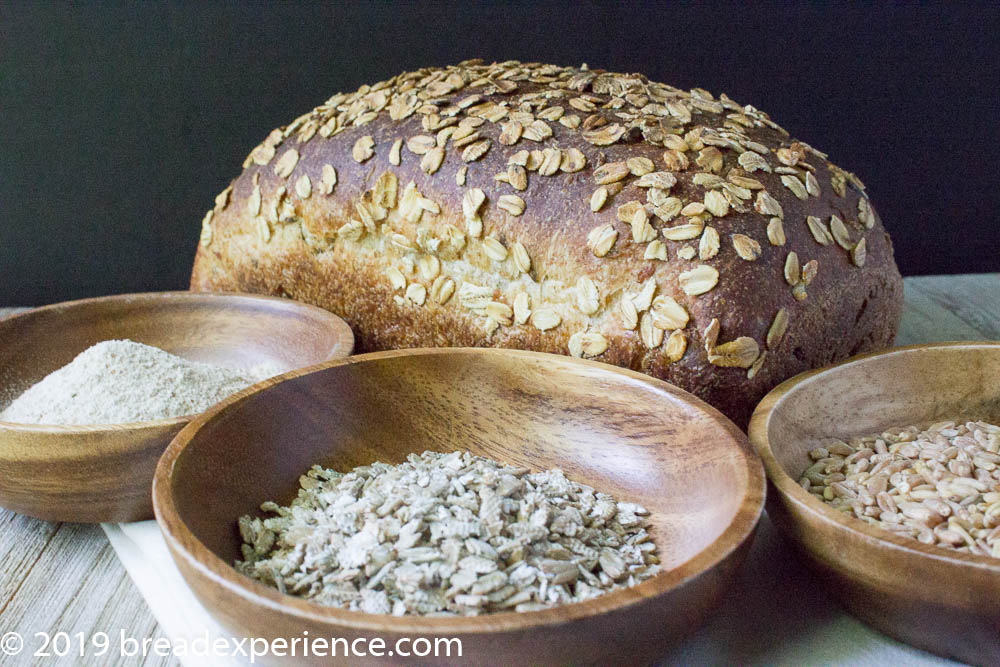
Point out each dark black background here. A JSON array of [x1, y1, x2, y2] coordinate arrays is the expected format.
[[2, 1, 998, 306]]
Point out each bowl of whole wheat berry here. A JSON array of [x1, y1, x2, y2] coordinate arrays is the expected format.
[[0, 292, 353, 522], [153, 347, 765, 666], [749, 341, 1000, 666]]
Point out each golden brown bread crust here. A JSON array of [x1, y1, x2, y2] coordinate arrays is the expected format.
[[191, 60, 903, 428]]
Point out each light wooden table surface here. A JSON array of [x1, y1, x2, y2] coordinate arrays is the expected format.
[[1, 273, 997, 666]]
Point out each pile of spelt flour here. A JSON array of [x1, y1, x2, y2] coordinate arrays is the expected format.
[[0, 339, 278, 425]]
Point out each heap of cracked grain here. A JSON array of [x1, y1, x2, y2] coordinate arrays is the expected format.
[[236, 450, 659, 616]]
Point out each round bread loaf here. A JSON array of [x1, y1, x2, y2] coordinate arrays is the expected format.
[[191, 59, 903, 427]]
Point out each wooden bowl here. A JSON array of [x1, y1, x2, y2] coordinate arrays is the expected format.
[[0, 291, 353, 523], [748, 342, 1000, 666], [154, 348, 765, 666]]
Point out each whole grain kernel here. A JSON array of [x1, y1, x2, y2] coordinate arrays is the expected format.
[[352, 136, 375, 162], [274, 149, 300, 178], [664, 329, 687, 362], [766, 217, 785, 246], [498, 194, 526, 216], [587, 224, 618, 257], [678, 265, 719, 296], [531, 308, 561, 331], [767, 308, 788, 349], [732, 234, 762, 261], [569, 332, 608, 358], [639, 312, 664, 349]]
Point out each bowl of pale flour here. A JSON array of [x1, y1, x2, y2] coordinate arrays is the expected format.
[[0, 291, 354, 522]]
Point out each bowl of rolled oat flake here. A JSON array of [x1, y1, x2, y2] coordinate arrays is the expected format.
[[749, 341, 1000, 667], [154, 347, 765, 666]]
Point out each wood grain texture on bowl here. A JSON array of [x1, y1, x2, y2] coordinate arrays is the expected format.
[[154, 348, 765, 666], [749, 342, 1000, 666], [0, 291, 353, 523], [190, 60, 904, 429]]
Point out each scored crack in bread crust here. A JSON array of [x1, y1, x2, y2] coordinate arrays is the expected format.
[[191, 59, 904, 428]]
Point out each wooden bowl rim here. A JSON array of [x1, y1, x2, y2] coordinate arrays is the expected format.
[[154, 347, 766, 634], [0, 291, 354, 434], [748, 340, 1000, 574]]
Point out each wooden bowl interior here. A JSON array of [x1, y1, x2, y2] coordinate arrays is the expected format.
[[0, 292, 353, 414], [169, 350, 757, 575], [765, 344, 1000, 481]]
